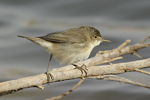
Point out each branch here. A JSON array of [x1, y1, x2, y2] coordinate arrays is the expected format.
[[0, 35, 150, 96], [0, 58, 150, 96]]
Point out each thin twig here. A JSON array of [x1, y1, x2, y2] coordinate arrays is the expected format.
[[92, 57, 122, 65], [134, 68, 150, 75], [133, 52, 142, 58], [89, 75, 150, 89], [139, 35, 150, 44], [46, 77, 85, 100], [116, 39, 131, 50]]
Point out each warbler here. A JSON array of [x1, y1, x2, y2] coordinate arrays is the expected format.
[[18, 26, 110, 82]]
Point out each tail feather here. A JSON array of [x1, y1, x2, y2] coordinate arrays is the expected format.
[[17, 35, 52, 49], [17, 35, 27, 38]]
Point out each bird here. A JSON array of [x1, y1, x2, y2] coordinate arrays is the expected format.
[[18, 26, 110, 83]]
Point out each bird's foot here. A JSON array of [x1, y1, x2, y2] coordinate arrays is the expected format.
[[72, 64, 88, 77], [45, 69, 54, 84]]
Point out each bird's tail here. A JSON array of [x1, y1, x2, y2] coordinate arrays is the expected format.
[[17, 35, 52, 48]]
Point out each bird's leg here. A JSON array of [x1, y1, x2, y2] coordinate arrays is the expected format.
[[45, 55, 54, 83], [72, 64, 88, 77]]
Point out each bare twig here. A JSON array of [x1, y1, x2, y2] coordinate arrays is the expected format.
[[116, 39, 131, 50], [46, 77, 85, 100], [89, 75, 150, 89], [91, 57, 122, 65], [139, 35, 150, 44], [134, 68, 150, 75], [132, 52, 142, 58]]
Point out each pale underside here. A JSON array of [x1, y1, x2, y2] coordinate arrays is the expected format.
[[47, 42, 95, 64]]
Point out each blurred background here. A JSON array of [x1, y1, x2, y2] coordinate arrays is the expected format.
[[0, 0, 150, 100]]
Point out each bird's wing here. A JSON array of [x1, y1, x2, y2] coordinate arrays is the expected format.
[[38, 29, 86, 43]]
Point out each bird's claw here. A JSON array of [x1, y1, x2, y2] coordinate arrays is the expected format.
[[45, 69, 54, 84], [72, 64, 88, 77]]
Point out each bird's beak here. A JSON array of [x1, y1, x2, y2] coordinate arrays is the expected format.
[[102, 38, 111, 42]]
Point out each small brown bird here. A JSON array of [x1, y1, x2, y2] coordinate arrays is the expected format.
[[18, 26, 110, 82]]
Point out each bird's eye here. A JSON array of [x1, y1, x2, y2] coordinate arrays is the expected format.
[[94, 36, 97, 39]]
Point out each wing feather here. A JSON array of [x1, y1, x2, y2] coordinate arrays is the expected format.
[[39, 28, 86, 43]]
